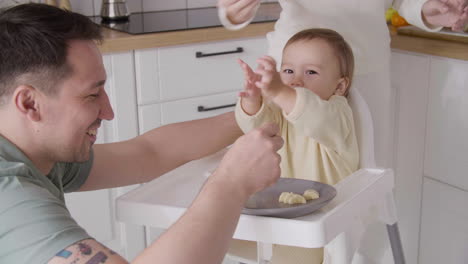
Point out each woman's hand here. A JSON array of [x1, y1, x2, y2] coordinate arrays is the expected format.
[[218, 0, 260, 25], [422, 0, 468, 31]]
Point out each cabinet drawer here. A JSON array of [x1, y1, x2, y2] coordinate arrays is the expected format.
[[135, 49, 160, 105], [160, 92, 238, 125], [138, 104, 162, 134], [158, 37, 266, 101]]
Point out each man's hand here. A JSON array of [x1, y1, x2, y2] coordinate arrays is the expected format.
[[215, 123, 283, 198], [254, 56, 287, 100], [218, 0, 260, 25], [422, 0, 468, 31]]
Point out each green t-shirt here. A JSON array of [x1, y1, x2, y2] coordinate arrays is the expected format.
[[0, 135, 93, 264]]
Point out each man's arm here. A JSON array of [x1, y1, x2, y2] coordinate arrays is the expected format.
[[49, 123, 283, 264], [48, 239, 128, 264], [132, 123, 283, 264], [79, 111, 242, 191]]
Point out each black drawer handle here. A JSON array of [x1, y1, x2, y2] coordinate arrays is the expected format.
[[197, 103, 236, 112], [195, 47, 244, 58]]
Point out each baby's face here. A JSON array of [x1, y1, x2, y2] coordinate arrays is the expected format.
[[280, 39, 346, 100]]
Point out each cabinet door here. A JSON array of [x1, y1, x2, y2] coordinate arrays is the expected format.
[[391, 50, 430, 264], [139, 104, 162, 134], [424, 57, 468, 190], [65, 51, 145, 261], [419, 178, 468, 264]]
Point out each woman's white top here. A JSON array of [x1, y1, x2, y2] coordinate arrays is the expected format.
[[219, 0, 441, 75]]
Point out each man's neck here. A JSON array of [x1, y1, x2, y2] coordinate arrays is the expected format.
[[0, 124, 54, 176]]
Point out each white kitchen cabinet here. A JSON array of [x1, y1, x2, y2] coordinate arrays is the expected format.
[[157, 37, 267, 101], [65, 51, 146, 262], [391, 50, 430, 264], [138, 104, 162, 134], [392, 50, 468, 264], [424, 57, 468, 190], [419, 178, 468, 264], [160, 91, 238, 125]]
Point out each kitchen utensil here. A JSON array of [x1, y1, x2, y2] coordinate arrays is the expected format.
[[101, 0, 129, 21]]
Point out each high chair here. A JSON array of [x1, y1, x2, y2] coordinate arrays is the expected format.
[[115, 90, 406, 264], [225, 88, 406, 264]]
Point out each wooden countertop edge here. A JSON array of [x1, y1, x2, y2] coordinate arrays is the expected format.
[[390, 31, 468, 61], [99, 23, 468, 61], [98, 22, 275, 54]]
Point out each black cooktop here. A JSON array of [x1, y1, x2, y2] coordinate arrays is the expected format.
[[92, 3, 280, 35]]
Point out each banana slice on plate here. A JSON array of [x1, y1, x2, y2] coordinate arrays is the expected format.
[[303, 189, 320, 200], [278, 192, 306, 205]]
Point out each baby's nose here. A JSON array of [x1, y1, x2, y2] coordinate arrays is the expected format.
[[289, 77, 304, 87]]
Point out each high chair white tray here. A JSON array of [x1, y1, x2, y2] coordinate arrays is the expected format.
[[115, 151, 404, 264]]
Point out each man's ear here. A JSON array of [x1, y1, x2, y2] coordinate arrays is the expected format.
[[334, 77, 350, 97], [13, 85, 41, 122]]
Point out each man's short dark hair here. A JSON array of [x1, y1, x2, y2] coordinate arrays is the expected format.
[[0, 3, 102, 104]]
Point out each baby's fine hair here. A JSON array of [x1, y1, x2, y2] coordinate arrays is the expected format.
[[285, 28, 355, 96]]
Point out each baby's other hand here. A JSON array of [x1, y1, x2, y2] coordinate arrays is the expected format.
[[254, 56, 285, 99], [238, 59, 262, 100]]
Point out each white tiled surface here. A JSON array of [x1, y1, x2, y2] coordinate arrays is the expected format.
[[0, 0, 278, 14], [70, 0, 95, 16], [142, 0, 185, 11], [0, 0, 40, 8], [424, 57, 468, 190]]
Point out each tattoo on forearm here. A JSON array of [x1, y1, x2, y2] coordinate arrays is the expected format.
[[85, 251, 108, 264], [69, 258, 81, 264], [55, 249, 73, 258], [77, 242, 93, 256]]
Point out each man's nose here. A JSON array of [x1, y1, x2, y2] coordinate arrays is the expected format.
[[99, 91, 115, 121]]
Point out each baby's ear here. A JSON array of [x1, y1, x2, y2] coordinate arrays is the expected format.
[[334, 77, 350, 97]]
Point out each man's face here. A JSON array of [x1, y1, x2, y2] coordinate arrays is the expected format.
[[38, 40, 114, 163]]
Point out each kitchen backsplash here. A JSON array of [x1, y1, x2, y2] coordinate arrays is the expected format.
[[0, 0, 277, 16]]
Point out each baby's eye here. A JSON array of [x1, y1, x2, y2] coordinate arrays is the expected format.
[[306, 70, 317, 75], [283, 69, 294, 74]]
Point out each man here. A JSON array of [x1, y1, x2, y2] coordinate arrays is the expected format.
[[0, 3, 283, 264]]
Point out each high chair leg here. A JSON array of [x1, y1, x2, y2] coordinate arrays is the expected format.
[[386, 223, 405, 264], [257, 242, 273, 264]]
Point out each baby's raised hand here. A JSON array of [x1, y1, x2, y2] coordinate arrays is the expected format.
[[238, 59, 262, 100], [254, 56, 285, 99]]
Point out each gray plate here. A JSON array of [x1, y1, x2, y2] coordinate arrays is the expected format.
[[242, 178, 337, 218]]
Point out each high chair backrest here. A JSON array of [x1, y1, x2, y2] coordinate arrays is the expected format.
[[347, 88, 376, 168]]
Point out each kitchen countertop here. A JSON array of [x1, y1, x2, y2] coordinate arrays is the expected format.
[[98, 23, 468, 61]]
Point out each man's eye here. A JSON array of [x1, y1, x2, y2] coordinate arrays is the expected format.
[[283, 69, 293, 74], [306, 70, 317, 75], [89, 93, 99, 98]]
